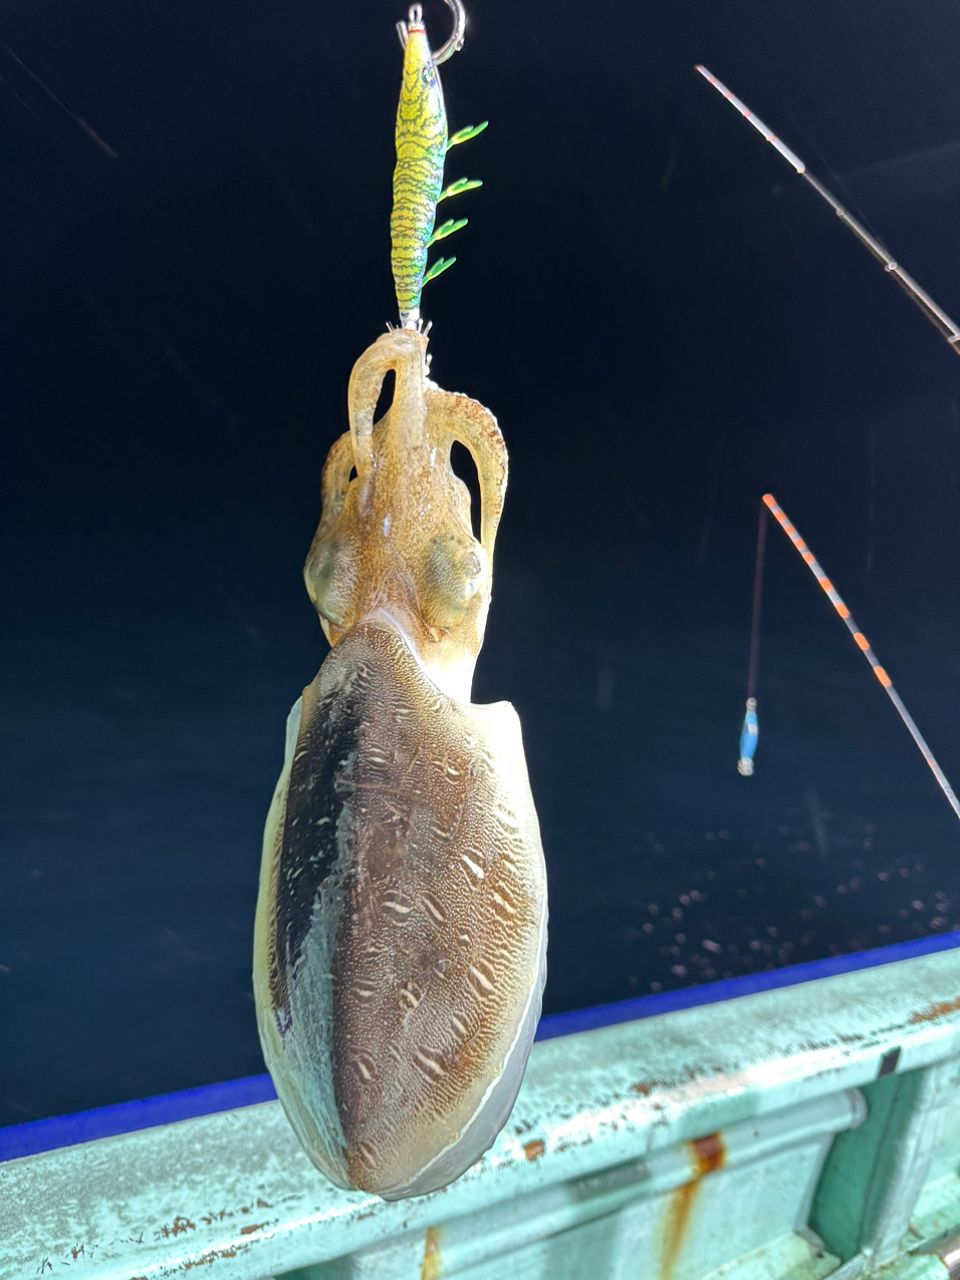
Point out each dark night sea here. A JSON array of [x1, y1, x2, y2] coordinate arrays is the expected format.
[[3, 0, 960, 1126]]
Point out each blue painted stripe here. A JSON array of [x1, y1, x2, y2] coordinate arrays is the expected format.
[[0, 1073, 278, 1164], [2, 930, 958, 1164], [534, 928, 960, 1040]]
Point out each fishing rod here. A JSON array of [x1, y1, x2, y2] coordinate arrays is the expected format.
[[738, 493, 960, 824], [695, 65, 960, 354]]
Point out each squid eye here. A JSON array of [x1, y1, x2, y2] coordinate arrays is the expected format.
[[304, 535, 358, 630], [421, 534, 484, 630], [421, 65, 436, 86]]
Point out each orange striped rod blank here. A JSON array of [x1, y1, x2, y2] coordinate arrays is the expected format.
[[695, 65, 960, 355], [763, 493, 960, 823]]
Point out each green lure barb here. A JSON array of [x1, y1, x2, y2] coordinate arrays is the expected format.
[[392, 1, 487, 328]]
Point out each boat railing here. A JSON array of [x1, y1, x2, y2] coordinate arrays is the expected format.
[[1, 939, 958, 1279]]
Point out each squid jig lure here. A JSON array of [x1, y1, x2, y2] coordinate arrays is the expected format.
[[253, 1, 548, 1201], [392, 2, 487, 327]]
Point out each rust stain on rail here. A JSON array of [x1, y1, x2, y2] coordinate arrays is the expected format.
[[420, 1225, 442, 1280], [910, 994, 960, 1024], [659, 1131, 726, 1278], [160, 1216, 196, 1239], [179, 1243, 247, 1270], [630, 1081, 655, 1096]]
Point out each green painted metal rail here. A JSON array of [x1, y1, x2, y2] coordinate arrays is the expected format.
[[1, 948, 958, 1279]]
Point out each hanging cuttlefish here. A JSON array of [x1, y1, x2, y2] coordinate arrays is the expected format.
[[253, 1, 548, 1200]]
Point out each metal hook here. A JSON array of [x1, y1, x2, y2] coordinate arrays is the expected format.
[[396, 0, 466, 66]]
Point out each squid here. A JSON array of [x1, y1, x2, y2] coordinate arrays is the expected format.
[[253, 1, 548, 1201]]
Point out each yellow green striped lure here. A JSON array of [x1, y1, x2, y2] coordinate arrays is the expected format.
[[392, 2, 487, 327]]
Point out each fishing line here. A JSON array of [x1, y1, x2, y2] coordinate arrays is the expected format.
[[737, 502, 767, 776]]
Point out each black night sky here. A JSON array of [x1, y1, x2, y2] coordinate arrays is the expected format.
[[3, 0, 960, 1124]]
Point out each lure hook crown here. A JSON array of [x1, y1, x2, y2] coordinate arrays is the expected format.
[[396, 0, 466, 65]]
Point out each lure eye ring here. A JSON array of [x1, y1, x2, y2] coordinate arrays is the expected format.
[[396, 0, 466, 66]]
